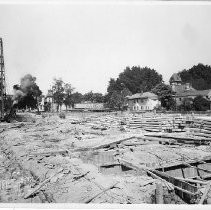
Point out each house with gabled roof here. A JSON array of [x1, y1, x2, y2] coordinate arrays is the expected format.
[[126, 92, 160, 111]]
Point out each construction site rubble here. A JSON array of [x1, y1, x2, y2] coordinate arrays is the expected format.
[[1, 111, 211, 204]]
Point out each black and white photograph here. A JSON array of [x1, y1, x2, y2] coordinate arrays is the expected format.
[[1, 0, 211, 206]]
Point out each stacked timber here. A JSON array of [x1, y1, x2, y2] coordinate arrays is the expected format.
[[128, 114, 186, 132], [190, 118, 211, 140], [143, 132, 211, 145], [85, 114, 130, 130]]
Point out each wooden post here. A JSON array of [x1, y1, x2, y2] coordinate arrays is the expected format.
[[156, 182, 164, 204], [199, 182, 211, 204]]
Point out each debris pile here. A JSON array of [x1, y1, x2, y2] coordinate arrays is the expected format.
[[0, 111, 211, 204]]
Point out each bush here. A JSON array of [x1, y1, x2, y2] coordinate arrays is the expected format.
[[178, 98, 193, 111], [193, 95, 210, 111], [59, 112, 66, 119]]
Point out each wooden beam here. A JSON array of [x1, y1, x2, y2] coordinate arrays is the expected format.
[[84, 182, 119, 203], [198, 182, 211, 204]]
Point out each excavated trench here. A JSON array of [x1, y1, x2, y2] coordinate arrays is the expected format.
[[79, 148, 211, 204]]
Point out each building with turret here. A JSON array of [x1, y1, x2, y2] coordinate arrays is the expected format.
[[169, 73, 211, 106]]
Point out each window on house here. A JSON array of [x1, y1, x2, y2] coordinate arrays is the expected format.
[[179, 98, 182, 101]]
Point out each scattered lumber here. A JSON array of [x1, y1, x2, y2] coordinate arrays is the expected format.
[[118, 157, 199, 203], [76, 134, 142, 151], [29, 150, 68, 157], [24, 168, 64, 199], [84, 181, 119, 203], [73, 171, 90, 181]]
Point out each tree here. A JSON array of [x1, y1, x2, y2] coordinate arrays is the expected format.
[[71, 92, 83, 107], [117, 66, 163, 94], [82, 91, 104, 103], [152, 83, 175, 110], [178, 98, 194, 111], [107, 66, 162, 96], [92, 93, 104, 103], [63, 83, 75, 110], [106, 88, 132, 110], [178, 63, 211, 90], [107, 91, 122, 110], [52, 78, 65, 112], [107, 78, 122, 94], [83, 91, 94, 102], [193, 95, 210, 111]]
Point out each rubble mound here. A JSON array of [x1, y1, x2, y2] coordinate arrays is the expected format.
[[15, 113, 38, 123]]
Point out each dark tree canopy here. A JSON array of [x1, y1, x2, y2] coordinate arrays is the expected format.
[[107, 90, 122, 110], [118, 66, 163, 94], [178, 63, 211, 90], [105, 87, 132, 110], [63, 83, 75, 109], [83, 91, 104, 103], [92, 93, 104, 103], [71, 92, 83, 107], [52, 78, 65, 111], [152, 83, 175, 110], [178, 98, 194, 112], [193, 95, 210, 111], [107, 66, 162, 95]]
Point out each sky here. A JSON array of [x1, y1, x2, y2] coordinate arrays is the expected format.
[[1, 1, 211, 95]]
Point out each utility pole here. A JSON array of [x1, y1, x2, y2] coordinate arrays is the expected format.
[[0, 38, 6, 119]]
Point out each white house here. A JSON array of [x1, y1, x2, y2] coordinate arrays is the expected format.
[[126, 92, 160, 111]]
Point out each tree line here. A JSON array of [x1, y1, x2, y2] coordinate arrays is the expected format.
[[6, 63, 211, 112], [49, 78, 104, 111]]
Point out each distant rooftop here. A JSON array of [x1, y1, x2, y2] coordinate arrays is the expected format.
[[175, 89, 211, 97], [170, 73, 182, 83], [127, 92, 158, 100]]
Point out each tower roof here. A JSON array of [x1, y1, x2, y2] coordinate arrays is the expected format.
[[169, 73, 182, 83]]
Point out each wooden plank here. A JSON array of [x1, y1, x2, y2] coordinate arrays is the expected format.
[[24, 168, 64, 199], [182, 163, 211, 174], [84, 182, 119, 203], [177, 177, 209, 185], [198, 182, 211, 204], [29, 150, 68, 157]]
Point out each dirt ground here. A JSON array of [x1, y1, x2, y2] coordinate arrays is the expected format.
[[0, 111, 211, 204]]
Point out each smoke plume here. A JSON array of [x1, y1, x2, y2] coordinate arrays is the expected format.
[[12, 74, 37, 105]]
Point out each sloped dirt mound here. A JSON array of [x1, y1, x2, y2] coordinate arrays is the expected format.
[[15, 113, 38, 123]]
